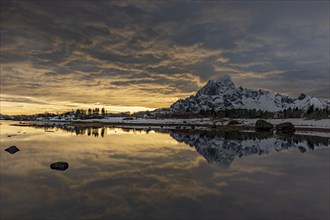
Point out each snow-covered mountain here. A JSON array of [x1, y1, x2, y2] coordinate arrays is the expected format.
[[167, 74, 329, 113]]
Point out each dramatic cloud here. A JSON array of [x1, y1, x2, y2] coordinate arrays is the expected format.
[[0, 0, 329, 114]]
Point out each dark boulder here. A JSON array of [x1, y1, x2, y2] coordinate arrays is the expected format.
[[255, 120, 273, 131], [50, 161, 69, 171], [276, 122, 295, 133], [227, 120, 240, 126], [298, 146, 307, 153], [5, 146, 20, 154]]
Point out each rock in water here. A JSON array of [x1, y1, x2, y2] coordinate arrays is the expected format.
[[298, 146, 307, 153], [50, 162, 69, 171], [276, 122, 295, 132], [5, 146, 20, 154], [255, 120, 273, 131]]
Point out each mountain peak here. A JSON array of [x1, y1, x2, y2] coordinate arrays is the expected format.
[[168, 73, 330, 113], [213, 74, 235, 88], [197, 74, 236, 96], [215, 73, 232, 82]]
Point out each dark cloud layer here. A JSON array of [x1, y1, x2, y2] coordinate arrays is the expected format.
[[0, 0, 329, 113]]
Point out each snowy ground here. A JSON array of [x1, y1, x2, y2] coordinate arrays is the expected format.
[[66, 117, 330, 129], [84, 117, 214, 125], [21, 116, 329, 130]]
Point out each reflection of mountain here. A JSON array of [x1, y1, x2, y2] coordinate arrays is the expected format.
[[169, 131, 329, 167], [15, 123, 329, 168]]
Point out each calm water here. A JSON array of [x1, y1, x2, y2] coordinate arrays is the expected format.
[[1, 121, 329, 220]]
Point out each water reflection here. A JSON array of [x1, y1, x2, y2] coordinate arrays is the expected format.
[[29, 124, 108, 137], [14, 123, 330, 168], [19, 123, 154, 137], [1, 122, 330, 220], [168, 130, 329, 167]]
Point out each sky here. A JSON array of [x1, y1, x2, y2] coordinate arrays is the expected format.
[[1, 0, 329, 115]]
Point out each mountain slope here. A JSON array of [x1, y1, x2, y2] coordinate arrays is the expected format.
[[168, 74, 329, 113]]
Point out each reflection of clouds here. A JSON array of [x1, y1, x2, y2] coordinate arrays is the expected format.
[[212, 166, 283, 179], [1, 123, 329, 219], [1, 124, 227, 218]]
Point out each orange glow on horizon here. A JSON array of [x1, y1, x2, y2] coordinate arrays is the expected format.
[[0, 94, 158, 115]]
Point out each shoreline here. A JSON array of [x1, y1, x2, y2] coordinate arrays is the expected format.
[[10, 120, 330, 133]]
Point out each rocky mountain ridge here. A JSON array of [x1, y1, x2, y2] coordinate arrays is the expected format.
[[166, 74, 329, 113]]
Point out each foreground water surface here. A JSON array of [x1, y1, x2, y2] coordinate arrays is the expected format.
[[1, 121, 329, 220]]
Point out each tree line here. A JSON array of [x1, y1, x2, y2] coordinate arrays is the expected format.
[[197, 105, 329, 119]]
